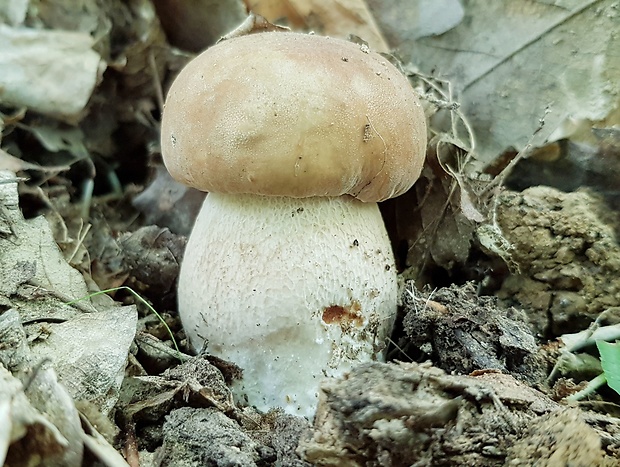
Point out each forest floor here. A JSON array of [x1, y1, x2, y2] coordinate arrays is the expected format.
[[1, 1, 619, 466]]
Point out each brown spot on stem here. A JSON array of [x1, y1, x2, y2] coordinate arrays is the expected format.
[[322, 301, 363, 327]]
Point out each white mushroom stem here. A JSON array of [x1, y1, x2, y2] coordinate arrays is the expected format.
[[179, 192, 398, 417]]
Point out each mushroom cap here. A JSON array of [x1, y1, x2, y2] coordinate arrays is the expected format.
[[161, 31, 427, 202]]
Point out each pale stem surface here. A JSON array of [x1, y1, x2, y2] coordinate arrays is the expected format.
[[179, 193, 398, 417]]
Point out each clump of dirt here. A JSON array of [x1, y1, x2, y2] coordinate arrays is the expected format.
[[495, 186, 620, 336], [158, 407, 272, 466], [505, 409, 607, 466], [115, 354, 311, 466], [402, 282, 546, 386], [298, 361, 616, 466]]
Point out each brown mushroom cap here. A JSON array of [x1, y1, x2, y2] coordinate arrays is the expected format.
[[161, 32, 427, 202]]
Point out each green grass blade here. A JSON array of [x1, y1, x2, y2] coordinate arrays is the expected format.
[[67, 286, 184, 361]]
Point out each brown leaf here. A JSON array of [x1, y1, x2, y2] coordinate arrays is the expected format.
[[246, 0, 389, 52]]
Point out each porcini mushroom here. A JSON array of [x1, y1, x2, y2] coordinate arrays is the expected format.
[[161, 31, 427, 417]]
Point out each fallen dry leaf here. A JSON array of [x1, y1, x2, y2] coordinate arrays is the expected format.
[[371, 0, 620, 166], [0, 25, 104, 121], [246, 0, 389, 51]]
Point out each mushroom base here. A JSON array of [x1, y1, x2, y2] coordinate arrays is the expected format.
[[178, 193, 398, 418]]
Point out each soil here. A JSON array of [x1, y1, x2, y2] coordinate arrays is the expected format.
[[495, 186, 620, 337]]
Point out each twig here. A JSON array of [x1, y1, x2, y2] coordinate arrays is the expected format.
[[481, 105, 550, 196], [67, 220, 91, 265], [123, 419, 140, 467], [149, 51, 164, 116]]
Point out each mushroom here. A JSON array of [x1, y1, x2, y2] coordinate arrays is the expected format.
[[161, 31, 427, 417]]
